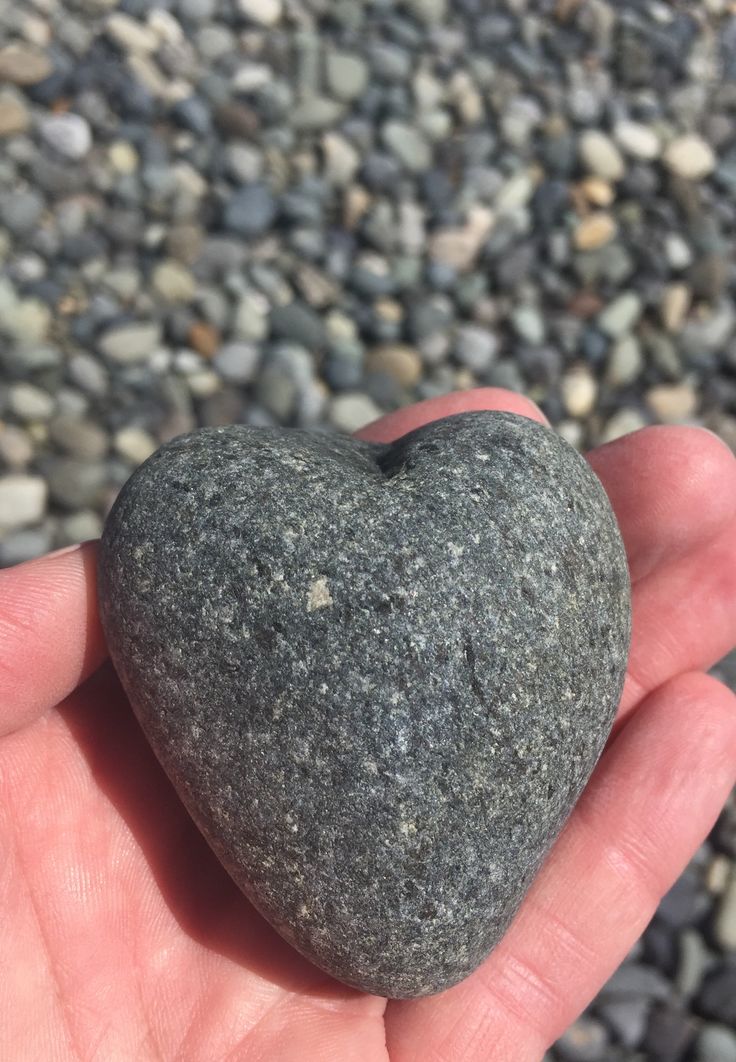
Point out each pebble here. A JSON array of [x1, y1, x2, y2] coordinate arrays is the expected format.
[[666, 234, 695, 271], [574, 212, 617, 251], [579, 130, 626, 182], [328, 392, 382, 433], [152, 261, 196, 303], [271, 301, 327, 352], [696, 1025, 736, 1062], [366, 344, 422, 389], [561, 366, 598, 418], [676, 928, 711, 998], [213, 342, 261, 384], [108, 141, 140, 174], [0, 44, 53, 85], [0, 91, 31, 137], [57, 510, 103, 547], [663, 135, 717, 181], [698, 963, 736, 1025], [49, 416, 108, 460], [555, 1015, 608, 1062], [579, 177, 615, 208], [428, 208, 493, 271], [454, 326, 499, 373], [114, 427, 157, 466], [382, 121, 432, 173], [325, 51, 369, 102], [511, 305, 546, 346], [606, 334, 643, 388], [9, 383, 55, 422], [223, 184, 277, 238], [98, 322, 163, 365], [0, 475, 48, 530], [613, 121, 662, 161], [713, 869, 736, 951], [237, 0, 283, 26], [598, 293, 643, 339], [0, 424, 34, 469], [647, 383, 698, 424], [105, 13, 158, 54], [707, 855, 733, 896], [661, 284, 692, 334], [188, 322, 221, 359], [0, 527, 53, 567], [40, 114, 93, 161]]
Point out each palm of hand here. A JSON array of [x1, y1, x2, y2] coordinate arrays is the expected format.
[[2, 390, 736, 1062]]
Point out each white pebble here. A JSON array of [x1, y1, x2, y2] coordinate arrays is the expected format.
[[40, 113, 92, 160], [237, 0, 283, 27], [663, 134, 717, 181], [0, 474, 48, 530], [561, 367, 598, 419], [579, 130, 625, 182], [329, 393, 381, 434], [613, 120, 661, 161]]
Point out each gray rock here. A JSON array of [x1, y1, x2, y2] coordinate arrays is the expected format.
[[223, 184, 277, 238], [98, 413, 631, 998], [270, 301, 327, 351]]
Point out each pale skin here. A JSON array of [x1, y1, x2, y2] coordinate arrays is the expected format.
[[1, 388, 736, 1062]]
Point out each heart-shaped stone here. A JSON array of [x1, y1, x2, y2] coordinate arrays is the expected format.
[[99, 412, 631, 998]]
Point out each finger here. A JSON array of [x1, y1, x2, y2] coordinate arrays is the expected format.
[[588, 426, 736, 584], [0, 543, 107, 738], [354, 388, 548, 444], [618, 521, 736, 720], [385, 671, 736, 1062]]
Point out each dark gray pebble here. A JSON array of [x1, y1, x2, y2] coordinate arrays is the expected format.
[[99, 412, 630, 998]]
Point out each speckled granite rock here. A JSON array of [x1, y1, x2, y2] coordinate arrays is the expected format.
[[98, 412, 631, 998]]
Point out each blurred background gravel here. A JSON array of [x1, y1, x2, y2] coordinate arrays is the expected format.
[[0, 0, 735, 1057]]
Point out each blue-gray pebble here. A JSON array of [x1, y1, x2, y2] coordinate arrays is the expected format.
[[98, 412, 631, 998]]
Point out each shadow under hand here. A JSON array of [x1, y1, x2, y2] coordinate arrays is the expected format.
[[61, 662, 367, 1004]]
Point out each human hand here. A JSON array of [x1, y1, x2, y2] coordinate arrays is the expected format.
[[2, 388, 735, 1062]]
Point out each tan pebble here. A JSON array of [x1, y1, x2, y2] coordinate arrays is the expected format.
[[188, 321, 220, 359], [343, 185, 371, 230], [0, 90, 30, 136], [646, 383, 698, 423], [561, 367, 598, 418], [0, 43, 53, 85], [454, 368, 476, 391], [660, 283, 691, 334], [366, 344, 422, 388], [574, 212, 617, 251], [707, 854, 733, 895], [580, 176, 615, 207]]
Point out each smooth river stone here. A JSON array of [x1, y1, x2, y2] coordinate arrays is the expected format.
[[98, 412, 631, 998]]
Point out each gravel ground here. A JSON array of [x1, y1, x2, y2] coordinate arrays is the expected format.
[[0, 0, 735, 1056]]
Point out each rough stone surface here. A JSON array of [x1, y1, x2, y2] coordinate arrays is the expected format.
[[99, 412, 631, 998]]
